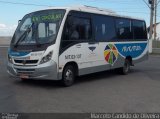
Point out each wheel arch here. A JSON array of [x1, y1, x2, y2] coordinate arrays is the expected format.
[[63, 61, 79, 77]]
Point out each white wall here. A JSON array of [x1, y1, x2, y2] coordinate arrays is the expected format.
[[157, 24, 160, 40]]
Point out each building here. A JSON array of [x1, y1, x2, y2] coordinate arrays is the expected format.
[[148, 22, 160, 40], [157, 23, 160, 40]]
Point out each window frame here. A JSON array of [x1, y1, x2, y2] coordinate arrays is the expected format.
[[61, 10, 148, 44]]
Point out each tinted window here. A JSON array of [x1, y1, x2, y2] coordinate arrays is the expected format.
[[116, 19, 133, 39], [61, 14, 92, 52], [63, 16, 91, 41], [133, 20, 147, 39], [93, 15, 116, 41]]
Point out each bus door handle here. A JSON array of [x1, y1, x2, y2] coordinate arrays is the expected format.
[[76, 44, 81, 48]]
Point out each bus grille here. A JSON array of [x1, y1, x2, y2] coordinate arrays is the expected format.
[[14, 60, 38, 64]]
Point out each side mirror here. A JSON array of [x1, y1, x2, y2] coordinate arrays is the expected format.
[[18, 20, 21, 24]]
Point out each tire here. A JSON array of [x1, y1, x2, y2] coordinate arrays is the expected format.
[[120, 59, 130, 75], [61, 65, 75, 87]]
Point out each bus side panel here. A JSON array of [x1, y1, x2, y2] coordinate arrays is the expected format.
[[58, 42, 111, 78], [115, 41, 148, 66], [58, 41, 148, 79]]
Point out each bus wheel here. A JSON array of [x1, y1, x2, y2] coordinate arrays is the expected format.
[[62, 65, 75, 87], [121, 59, 130, 75]]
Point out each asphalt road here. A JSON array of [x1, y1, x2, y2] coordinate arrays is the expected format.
[[0, 47, 160, 113]]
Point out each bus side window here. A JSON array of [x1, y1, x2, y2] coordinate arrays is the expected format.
[[62, 16, 91, 41], [67, 16, 91, 40], [116, 19, 133, 40], [68, 17, 80, 40], [61, 15, 92, 49], [133, 20, 147, 40], [93, 15, 116, 42]]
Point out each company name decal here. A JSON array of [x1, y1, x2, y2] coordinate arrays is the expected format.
[[122, 46, 142, 52], [8, 49, 44, 60], [65, 54, 82, 60], [8, 49, 30, 57], [115, 43, 147, 58]]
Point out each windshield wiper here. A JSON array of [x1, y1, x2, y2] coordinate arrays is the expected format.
[[14, 23, 41, 48], [14, 24, 33, 48]]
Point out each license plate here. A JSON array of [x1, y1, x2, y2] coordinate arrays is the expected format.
[[19, 74, 29, 79]]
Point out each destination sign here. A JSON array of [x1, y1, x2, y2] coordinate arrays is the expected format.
[[32, 13, 63, 22]]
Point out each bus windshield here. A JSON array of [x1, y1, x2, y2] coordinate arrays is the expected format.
[[12, 9, 65, 46]]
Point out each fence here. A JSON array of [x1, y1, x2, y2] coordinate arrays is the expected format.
[[153, 39, 160, 48], [152, 39, 160, 54]]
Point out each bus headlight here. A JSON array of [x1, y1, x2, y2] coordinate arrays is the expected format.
[[40, 51, 53, 64], [8, 54, 13, 63]]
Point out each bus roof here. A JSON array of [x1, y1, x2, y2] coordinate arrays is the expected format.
[[34, 5, 145, 21]]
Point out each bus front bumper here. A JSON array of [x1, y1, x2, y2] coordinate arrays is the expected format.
[[7, 60, 59, 80]]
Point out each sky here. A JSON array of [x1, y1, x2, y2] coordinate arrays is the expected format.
[[0, 0, 159, 36]]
